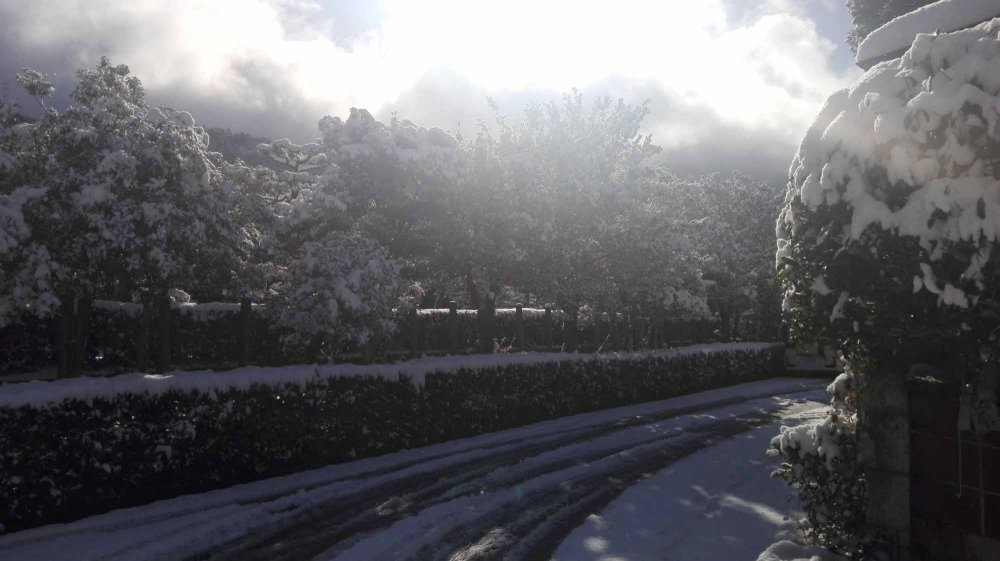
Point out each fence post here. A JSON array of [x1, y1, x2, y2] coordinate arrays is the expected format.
[[448, 301, 459, 355], [479, 297, 495, 354], [56, 297, 73, 378], [564, 306, 578, 352], [544, 307, 553, 351], [515, 303, 525, 351], [238, 297, 252, 366], [409, 308, 419, 357], [72, 297, 91, 374], [136, 295, 152, 372], [155, 288, 171, 373]]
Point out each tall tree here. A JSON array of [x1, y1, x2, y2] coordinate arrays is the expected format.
[[0, 58, 248, 321]]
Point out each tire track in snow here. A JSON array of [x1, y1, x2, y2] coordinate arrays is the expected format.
[[195, 394, 822, 561]]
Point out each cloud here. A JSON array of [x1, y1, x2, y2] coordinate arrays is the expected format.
[[0, 0, 861, 183]]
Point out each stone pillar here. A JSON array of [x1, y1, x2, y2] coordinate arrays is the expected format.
[[859, 367, 911, 560]]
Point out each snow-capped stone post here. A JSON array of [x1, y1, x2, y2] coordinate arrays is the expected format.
[[448, 301, 459, 354], [515, 303, 525, 351]]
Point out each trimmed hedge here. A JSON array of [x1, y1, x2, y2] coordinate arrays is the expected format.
[[0, 343, 783, 532]]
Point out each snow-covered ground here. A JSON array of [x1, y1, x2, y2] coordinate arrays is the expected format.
[[0, 377, 828, 561], [552, 400, 827, 561]]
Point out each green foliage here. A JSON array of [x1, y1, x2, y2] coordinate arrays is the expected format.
[[768, 369, 867, 558]]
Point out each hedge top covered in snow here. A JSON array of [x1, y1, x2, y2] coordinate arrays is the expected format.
[[0, 342, 782, 408], [856, 0, 1000, 65]]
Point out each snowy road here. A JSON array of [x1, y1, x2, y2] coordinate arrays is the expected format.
[[0, 378, 828, 561]]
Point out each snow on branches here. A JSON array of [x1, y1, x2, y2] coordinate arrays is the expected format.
[[777, 18, 1000, 363], [0, 58, 247, 324], [267, 232, 399, 356]]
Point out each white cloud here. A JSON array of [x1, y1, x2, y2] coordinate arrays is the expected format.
[[0, 0, 862, 182]]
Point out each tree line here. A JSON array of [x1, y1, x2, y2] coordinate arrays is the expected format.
[[0, 58, 782, 369]]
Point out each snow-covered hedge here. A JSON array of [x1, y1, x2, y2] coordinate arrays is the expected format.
[[777, 16, 1000, 367], [0, 342, 783, 531]]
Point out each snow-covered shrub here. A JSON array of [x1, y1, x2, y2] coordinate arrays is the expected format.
[[267, 232, 400, 357], [777, 18, 1000, 368], [0, 343, 783, 531], [768, 369, 865, 558]]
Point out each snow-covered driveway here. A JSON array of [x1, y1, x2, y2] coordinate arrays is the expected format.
[[0, 378, 827, 561]]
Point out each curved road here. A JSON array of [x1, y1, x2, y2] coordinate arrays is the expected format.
[[0, 378, 827, 561]]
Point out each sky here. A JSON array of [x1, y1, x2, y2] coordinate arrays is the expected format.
[[0, 0, 862, 186]]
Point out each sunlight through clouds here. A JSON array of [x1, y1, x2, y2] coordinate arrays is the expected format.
[[0, 0, 860, 182]]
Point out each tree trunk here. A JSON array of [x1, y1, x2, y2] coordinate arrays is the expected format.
[[719, 306, 732, 341], [465, 272, 480, 311]]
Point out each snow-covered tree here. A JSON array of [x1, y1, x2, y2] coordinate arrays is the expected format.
[[318, 108, 466, 287], [267, 231, 399, 358], [466, 92, 692, 317], [669, 173, 783, 339], [0, 58, 247, 322]]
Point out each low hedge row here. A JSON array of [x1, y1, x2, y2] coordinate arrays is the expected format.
[[0, 343, 783, 532]]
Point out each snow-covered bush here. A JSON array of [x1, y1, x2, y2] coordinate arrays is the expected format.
[[768, 369, 866, 558], [777, 17, 1000, 368], [0, 343, 783, 531], [0, 59, 248, 322], [267, 232, 400, 357], [771, 18, 1000, 557]]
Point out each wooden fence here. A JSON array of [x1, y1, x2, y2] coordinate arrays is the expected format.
[[0, 298, 718, 379]]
